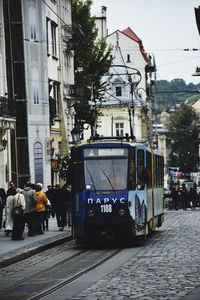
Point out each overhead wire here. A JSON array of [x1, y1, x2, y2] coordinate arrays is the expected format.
[[0, 1, 199, 91]]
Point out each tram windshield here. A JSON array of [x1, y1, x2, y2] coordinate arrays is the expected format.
[[83, 148, 128, 191]]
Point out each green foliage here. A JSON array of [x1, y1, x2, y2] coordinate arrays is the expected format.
[[166, 104, 199, 172], [57, 154, 72, 183], [156, 79, 200, 111], [72, 0, 112, 134]]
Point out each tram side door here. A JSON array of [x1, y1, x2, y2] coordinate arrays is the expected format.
[[71, 147, 84, 238], [135, 148, 146, 234]]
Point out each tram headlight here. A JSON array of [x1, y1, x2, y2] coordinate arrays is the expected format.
[[88, 209, 95, 217], [119, 209, 125, 216]]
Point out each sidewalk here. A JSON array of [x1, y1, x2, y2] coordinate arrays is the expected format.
[[0, 216, 72, 268]]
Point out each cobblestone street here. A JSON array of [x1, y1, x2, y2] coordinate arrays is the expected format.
[[70, 210, 200, 300]]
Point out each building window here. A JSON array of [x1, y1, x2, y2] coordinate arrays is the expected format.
[[51, 21, 58, 57], [34, 89, 39, 105], [32, 67, 39, 104], [46, 17, 50, 55], [115, 123, 124, 137], [49, 81, 60, 123], [34, 142, 43, 184], [53, 82, 60, 115], [116, 86, 122, 97], [29, 4, 38, 41], [127, 54, 131, 63]]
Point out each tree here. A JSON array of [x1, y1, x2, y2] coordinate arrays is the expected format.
[[57, 154, 72, 183], [156, 79, 200, 111], [72, 0, 112, 136], [166, 104, 199, 173]]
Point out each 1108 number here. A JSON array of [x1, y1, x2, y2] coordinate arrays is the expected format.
[[100, 204, 112, 213]]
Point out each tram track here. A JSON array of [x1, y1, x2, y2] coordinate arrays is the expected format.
[[0, 211, 181, 300], [29, 248, 121, 300], [0, 242, 121, 300], [0, 244, 84, 295]]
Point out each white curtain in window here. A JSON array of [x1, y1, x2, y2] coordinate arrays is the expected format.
[[31, 67, 39, 104], [34, 142, 43, 183]]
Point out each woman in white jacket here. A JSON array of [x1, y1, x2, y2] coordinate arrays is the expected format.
[[12, 188, 26, 240], [4, 191, 16, 236]]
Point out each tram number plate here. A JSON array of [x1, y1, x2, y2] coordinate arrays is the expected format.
[[100, 204, 112, 213]]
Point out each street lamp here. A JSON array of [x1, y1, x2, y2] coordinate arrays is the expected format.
[[0, 138, 7, 152], [2, 138, 7, 149], [71, 127, 81, 143]]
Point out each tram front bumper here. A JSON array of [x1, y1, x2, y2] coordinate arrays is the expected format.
[[83, 216, 133, 235]]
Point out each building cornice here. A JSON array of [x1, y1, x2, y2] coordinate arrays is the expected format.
[[0, 117, 16, 130]]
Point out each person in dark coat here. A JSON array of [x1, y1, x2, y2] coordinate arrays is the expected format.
[[54, 184, 68, 231], [0, 188, 6, 229], [188, 187, 198, 210], [171, 184, 180, 210], [45, 185, 56, 217], [66, 184, 72, 226], [180, 183, 188, 210]]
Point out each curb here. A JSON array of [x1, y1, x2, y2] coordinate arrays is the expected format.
[[0, 234, 73, 269]]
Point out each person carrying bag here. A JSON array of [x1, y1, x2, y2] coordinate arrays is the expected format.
[[12, 188, 26, 240]]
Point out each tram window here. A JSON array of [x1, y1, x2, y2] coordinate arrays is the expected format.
[[71, 148, 84, 192], [129, 149, 136, 190], [137, 150, 145, 190], [146, 151, 152, 188], [156, 155, 161, 187], [158, 156, 164, 187], [154, 154, 157, 187], [156, 155, 159, 187], [84, 157, 128, 191], [158, 156, 161, 187]]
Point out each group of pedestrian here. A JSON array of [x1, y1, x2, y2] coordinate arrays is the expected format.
[[170, 182, 200, 210], [46, 184, 72, 231], [0, 180, 72, 241]]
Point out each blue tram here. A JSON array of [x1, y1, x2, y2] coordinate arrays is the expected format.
[[70, 137, 164, 243]]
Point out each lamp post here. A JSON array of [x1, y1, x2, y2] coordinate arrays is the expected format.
[[71, 126, 81, 144]]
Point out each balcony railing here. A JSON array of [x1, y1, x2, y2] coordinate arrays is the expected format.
[[0, 96, 15, 118]]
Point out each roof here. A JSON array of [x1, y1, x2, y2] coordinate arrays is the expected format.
[[121, 27, 141, 43], [114, 27, 148, 62]]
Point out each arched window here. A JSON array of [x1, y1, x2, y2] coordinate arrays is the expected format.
[[34, 142, 43, 183]]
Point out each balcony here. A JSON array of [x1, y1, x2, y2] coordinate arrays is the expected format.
[[0, 96, 15, 118]]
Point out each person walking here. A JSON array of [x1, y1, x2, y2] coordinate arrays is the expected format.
[[0, 187, 6, 229], [180, 183, 188, 210], [188, 187, 198, 210], [54, 184, 68, 231], [21, 181, 37, 237], [45, 185, 56, 217], [4, 189, 16, 236], [66, 184, 72, 227], [42, 198, 51, 231], [11, 188, 26, 240], [171, 183, 180, 210], [35, 183, 47, 234]]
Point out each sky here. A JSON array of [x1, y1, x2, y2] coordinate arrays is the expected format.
[[91, 0, 200, 84]]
